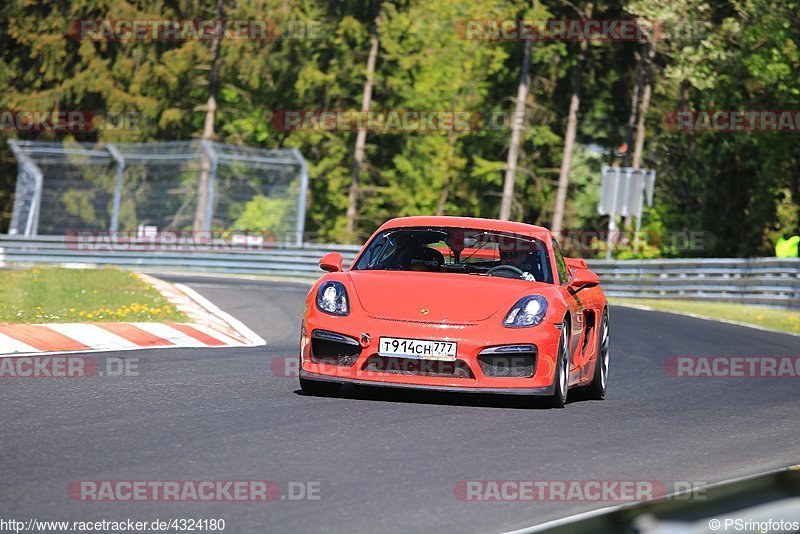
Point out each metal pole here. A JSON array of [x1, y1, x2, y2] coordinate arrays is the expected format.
[[7, 166, 25, 235], [633, 170, 646, 254], [634, 212, 643, 254], [606, 167, 622, 260], [106, 144, 125, 233], [606, 216, 617, 260], [7, 140, 44, 237], [200, 140, 217, 232], [620, 168, 632, 218], [291, 147, 309, 247], [26, 172, 43, 236]]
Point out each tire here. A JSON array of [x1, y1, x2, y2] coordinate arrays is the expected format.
[[299, 376, 342, 396], [586, 309, 610, 400], [546, 321, 570, 408]]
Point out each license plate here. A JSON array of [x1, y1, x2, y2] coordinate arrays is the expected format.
[[378, 337, 457, 361]]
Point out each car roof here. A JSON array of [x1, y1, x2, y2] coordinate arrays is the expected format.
[[376, 216, 551, 239]]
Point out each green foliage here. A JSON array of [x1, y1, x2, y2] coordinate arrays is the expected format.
[[0, 0, 797, 257], [647, 0, 800, 256], [231, 195, 294, 238]]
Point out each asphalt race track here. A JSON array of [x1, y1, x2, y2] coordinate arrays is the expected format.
[[2, 275, 798, 533]]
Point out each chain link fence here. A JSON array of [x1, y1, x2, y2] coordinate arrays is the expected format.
[[7, 140, 308, 244]]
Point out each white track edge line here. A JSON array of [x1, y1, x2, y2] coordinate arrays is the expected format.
[[173, 283, 267, 347], [611, 302, 800, 338]]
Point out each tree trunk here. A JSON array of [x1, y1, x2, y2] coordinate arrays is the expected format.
[[193, 0, 224, 232], [346, 11, 381, 241], [633, 40, 656, 169], [551, 29, 590, 236], [623, 49, 643, 168], [620, 41, 646, 229], [499, 38, 532, 221], [436, 179, 449, 216], [627, 40, 655, 245], [435, 131, 459, 215]]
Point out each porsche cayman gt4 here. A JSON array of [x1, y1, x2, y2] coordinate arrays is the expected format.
[[299, 216, 609, 407]]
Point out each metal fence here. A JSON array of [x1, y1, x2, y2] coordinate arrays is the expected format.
[[1, 235, 798, 308], [8, 140, 308, 244]]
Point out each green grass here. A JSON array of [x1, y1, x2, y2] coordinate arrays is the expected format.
[[610, 298, 800, 335], [0, 267, 187, 324]]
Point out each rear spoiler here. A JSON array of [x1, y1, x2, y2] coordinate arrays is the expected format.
[[565, 257, 587, 270]]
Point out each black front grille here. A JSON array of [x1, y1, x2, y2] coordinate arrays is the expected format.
[[362, 356, 474, 379], [311, 331, 361, 366], [478, 350, 536, 378]]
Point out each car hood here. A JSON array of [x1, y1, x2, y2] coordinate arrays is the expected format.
[[347, 270, 544, 322]]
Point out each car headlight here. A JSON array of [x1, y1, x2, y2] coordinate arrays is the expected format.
[[503, 295, 548, 327], [316, 281, 350, 316]]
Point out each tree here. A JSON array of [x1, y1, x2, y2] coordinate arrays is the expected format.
[[346, 6, 381, 241], [194, 0, 225, 231], [1, 0, 797, 256], [551, 1, 593, 236], [499, 38, 531, 221]]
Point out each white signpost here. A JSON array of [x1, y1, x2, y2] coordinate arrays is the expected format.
[[598, 166, 656, 259]]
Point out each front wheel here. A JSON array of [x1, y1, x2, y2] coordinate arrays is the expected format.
[[546, 323, 570, 408], [586, 310, 609, 400], [299, 377, 342, 396]]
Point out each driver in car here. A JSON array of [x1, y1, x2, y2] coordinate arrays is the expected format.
[[499, 241, 538, 281]]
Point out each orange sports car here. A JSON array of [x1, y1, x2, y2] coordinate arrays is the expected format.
[[298, 216, 609, 407]]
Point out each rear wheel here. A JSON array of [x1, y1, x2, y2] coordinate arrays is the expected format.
[[546, 322, 570, 408], [586, 310, 609, 400], [299, 377, 342, 396]]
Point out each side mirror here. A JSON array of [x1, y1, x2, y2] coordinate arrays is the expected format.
[[569, 268, 599, 293], [564, 257, 587, 270], [319, 252, 343, 273]]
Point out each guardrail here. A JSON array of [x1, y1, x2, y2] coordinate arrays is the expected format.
[[1, 235, 798, 308], [0, 235, 361, 277], [526, 465, 800, 534], [589, 257, 800, 308]]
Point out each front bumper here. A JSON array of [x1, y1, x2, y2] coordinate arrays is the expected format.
[[300, 311, 561, 395], [300, 368, 555, 395]]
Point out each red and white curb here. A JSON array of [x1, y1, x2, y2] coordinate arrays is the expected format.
[[0, 274, 266, 357], [170, 282, 265, 347], [0, 322, 254, 356]]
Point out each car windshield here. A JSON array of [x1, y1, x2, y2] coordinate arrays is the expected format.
[[352, 226, 553, 283]]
